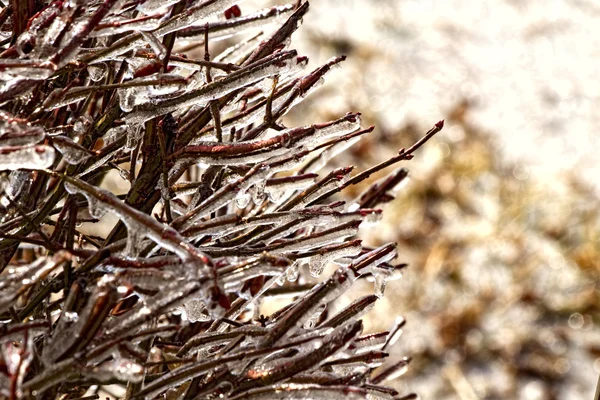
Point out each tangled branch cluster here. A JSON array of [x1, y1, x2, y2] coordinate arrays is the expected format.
[[0, 1, 442, 399]]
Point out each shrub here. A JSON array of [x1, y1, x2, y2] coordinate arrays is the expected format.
[[0, 1, 442, 399]]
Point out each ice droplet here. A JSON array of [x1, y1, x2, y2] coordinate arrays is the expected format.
[[286, 262, 300, 282], [235, 191, 251, 209], [119, 88, 137, 112]]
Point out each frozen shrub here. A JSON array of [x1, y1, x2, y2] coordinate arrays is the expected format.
[[0, 1, 442, 399]]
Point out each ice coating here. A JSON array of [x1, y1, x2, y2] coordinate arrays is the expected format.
[[0, 60, 56, 81], [42, 88, 89, 111], [321, 295, 378, 329], [102, 280, 202, 339], [307, 241, 362, 277], [304, 136, 362, 174], [85, 358, 144, 383], [0, 125, 45, 147], [52, 136, 92, 165], [136, 0, 181, 14], [0, 170, 33, 213], [124, 51, 305, 124], [155, 0, 248, 36], [42, 278, 118, 365], [91, 14, 167, 37], [0, 256, 60, 314], [63, 177, 211, 268], [178, 5, 295, 43], [265, 174, 317, 203], [0, 145, 56, 171], [141, 31, 167, 60], [181, 298, 211, 322]]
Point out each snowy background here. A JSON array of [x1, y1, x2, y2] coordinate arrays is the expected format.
[[283, 1, 600, 399]]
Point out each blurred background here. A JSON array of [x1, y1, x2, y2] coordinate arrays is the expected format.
[[276, 0, 600, 399]]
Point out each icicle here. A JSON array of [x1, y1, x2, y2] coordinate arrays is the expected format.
[[73, 115, 93, 137], [65, 182, 107, 219], [103, 124, 129, 145], [0, 145, 55, 170], [125, 229, 145, 258], [307, 241, 362, 277], [119, 87, 137, 112], [87, 63, 108, 82], [371, 266, 394, 298], [286, 262, 300, 282], [124, 124, 143, 152], [235, 191, 251, 208], [180, 298, 211, 322], [303, 303, 327, 329]]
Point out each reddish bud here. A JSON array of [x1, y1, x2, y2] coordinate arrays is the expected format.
[[435, 119, 444, 129], [224, 5, 241, 19]]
